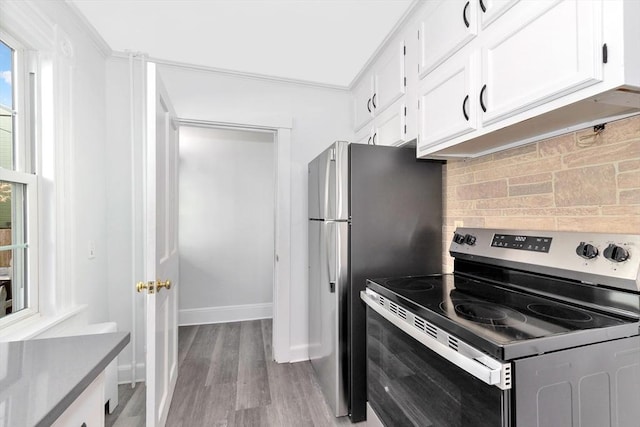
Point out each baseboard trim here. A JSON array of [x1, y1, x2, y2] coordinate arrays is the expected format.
[[178, 303, 273, 326], [288, 344, 309, 363], [118, 362, 146, 384]]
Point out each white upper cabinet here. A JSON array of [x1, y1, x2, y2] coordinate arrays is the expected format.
[[353, 99, 407, 147], [480, 0, 603, 126], [351, 0, 639, 158], [418, 52, 478, 149], [353, 73, 375, 131], [374, 41, 406, 113], [419, 0, 477, 78], [352, 41, 405, 132], [479, 0, 521, 29], [415, 0, 639, 158]]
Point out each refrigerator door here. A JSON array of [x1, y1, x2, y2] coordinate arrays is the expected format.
[[347, 144, 444, 422], [308, 141, 349, 221], [308, 218, 349, 417]]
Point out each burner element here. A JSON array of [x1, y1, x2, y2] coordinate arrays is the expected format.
[[527, 303, 593, 322], [384, 278, 435, 292], [440, 300, 527, 326]]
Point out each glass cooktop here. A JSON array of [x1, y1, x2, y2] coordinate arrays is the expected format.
[[367, 274, 639, 360]]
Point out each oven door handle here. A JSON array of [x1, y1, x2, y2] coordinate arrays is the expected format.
[[361, 290, 512, 390]]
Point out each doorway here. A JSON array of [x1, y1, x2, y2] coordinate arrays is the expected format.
[[178, 126, 275, 324]]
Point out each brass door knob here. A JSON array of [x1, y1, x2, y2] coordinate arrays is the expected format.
[[156, 279, 172, 291], [136, 281, 155, 294]]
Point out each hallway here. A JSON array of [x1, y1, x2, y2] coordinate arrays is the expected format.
[[107, 320, 355, 426]]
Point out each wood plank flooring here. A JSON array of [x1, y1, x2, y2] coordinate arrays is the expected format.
[[106, 319, 359, 427]]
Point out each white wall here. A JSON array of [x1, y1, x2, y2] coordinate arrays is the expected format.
[[178, 127, 275, 324]]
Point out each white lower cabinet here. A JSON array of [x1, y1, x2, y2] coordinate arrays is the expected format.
[[52, 372, 105, 427]]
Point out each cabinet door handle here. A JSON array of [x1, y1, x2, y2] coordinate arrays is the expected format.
[[463, 1, 470, 28], [372, 93, 377, 109], [479, 84, 487, 112], [372, 133, 377, 145], [479, 0, 486, 13], [367, 98, 372, 113], [462, 95, 470, 121]]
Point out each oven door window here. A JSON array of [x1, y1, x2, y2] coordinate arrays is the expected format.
[[367, 307, 510, 427]]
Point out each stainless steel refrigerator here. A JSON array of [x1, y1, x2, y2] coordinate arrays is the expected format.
[[308, 141, 443, 422]]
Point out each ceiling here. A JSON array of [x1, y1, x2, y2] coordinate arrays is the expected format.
[[68, 0, 415, 88]]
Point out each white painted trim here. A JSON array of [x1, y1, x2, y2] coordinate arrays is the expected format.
[[178, 303, 273, 326], [111, 51, 350, 92], [0, 305, 87, 341], [62, 0, 113, 57], [288, 344, 310, 363], [179, 117, 293, 132], [273, 128, 291, 363]]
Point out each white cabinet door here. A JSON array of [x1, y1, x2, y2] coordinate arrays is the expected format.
[[374, 41, 406, 113], [419, 0, 477, 77], [52, 373, 105, 427], [354, 125, 374, 145], [480, 0, 603, 126], [353, 74, 374, 131], [418, 53, 477, 152], [375, 99, 407, 147], [479, 0, 521, 29]]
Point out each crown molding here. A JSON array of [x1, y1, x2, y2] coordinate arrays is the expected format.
[[63, 0, 113, 58], [348, 0, 423, 90], [110, 50, 350, 92]]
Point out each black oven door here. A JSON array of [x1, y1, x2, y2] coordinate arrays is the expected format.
[[366, 307, 511, 427]]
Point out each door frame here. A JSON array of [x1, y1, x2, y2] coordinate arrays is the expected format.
[[178, 117, 292, 363]]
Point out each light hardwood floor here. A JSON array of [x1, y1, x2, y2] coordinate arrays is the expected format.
[[106, 319, 358, 427]]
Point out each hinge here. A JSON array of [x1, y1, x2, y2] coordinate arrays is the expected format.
[[417, 99, 420, 110], [330, 148, 336, 161], [404, 77, 407, 87], [403, 45, 406, 55], [404, 106, 407, 116], [602, 43, 608, 64], [417, 29, 420, 40], [404, 125, 407, 134]]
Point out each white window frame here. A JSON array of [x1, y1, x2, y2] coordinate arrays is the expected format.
[[0, 32, 40, 328], [0, 1, 74, 333]]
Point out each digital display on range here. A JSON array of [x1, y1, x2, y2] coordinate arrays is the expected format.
[[492, 234, 552, 253]]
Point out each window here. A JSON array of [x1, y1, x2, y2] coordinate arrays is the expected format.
[[0, 34, 38, 326]]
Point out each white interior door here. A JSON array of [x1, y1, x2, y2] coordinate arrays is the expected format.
[[144, 62, 179, 427]]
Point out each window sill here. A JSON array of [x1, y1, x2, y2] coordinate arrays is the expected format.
[[0, 305, 88, 341]]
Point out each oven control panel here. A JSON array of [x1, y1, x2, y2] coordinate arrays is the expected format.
[[450, 228, 640, 292], [491, 234, 552, 253]]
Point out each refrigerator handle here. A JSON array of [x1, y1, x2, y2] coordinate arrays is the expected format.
[[325, 222, 336, 294], [336, 146, 344, 218], [324, 151, 332, 219]]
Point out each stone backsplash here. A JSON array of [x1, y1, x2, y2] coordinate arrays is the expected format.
[[442, 114, 640, 272]]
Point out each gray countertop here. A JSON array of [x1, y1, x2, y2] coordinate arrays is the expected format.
[[0, 331, 130, 427]]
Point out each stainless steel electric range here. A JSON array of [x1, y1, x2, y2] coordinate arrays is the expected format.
[[362, 228, 640, 427]]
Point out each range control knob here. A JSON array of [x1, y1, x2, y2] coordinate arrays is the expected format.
[[453, 233, 466, 244], [603, 244, 630, 263], [576, 242, 598, 260], [464, 234, 477, 246]]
